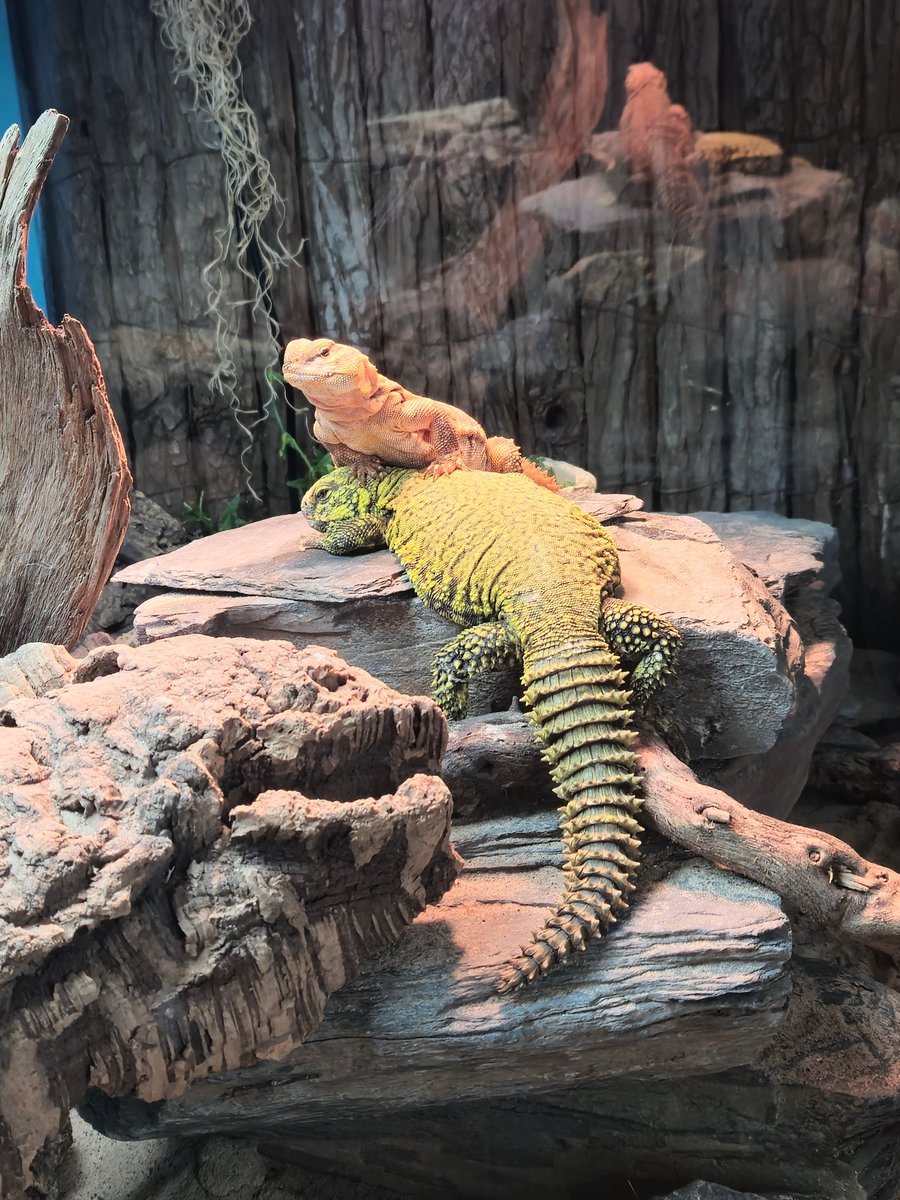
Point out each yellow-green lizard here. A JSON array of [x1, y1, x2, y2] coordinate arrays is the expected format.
[[301, 466, 681, 991]]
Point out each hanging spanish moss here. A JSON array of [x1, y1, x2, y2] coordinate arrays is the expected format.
[[150, 0, 302, 501]]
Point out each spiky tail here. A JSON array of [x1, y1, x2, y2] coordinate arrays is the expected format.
[[485, 436, 560, 492], [519, 457, 561, 492], [498, 637, 642, 993]]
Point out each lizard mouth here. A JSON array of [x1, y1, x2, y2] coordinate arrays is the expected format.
[[283, 366, 351, 392]]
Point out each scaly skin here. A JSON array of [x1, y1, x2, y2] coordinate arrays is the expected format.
[[283, 337, 559, 491], [620, 63, 702, 232], [302, 467, 681, 992]]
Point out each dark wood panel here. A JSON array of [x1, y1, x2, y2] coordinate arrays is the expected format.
[[8, 0, 900, 647]]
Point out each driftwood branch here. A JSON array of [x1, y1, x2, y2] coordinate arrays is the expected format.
[[639, 735, 900, 955], [0, 111, 131, 655]]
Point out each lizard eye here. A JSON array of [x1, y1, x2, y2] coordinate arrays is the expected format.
[[318, 347, 330, 358]]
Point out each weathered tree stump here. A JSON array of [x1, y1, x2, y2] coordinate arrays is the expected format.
[[0, 635, 456, 1199], [0, 111, 131, 655]]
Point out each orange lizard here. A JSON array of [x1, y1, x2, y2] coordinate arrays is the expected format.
[[619, 62, 701, 232], [283, 337, 559, 491]]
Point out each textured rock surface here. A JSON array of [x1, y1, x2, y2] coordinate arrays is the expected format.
[[118, 495, 834, 767], [0, 635, 456, 1199], [693, 510, 840, 601], [84, 813, 791, 1131], [0, 641, 78, 704]]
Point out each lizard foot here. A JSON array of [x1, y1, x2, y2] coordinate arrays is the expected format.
[[424, 456, 468, 478], [431, 622, 522, 721], [347, 458, 387, 485], [600, 598, 681, 710]]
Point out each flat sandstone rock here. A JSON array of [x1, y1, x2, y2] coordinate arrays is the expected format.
[[0, 635, 456, 1198], [83, 813, 791, 1139], [118, 494, 846, 767]]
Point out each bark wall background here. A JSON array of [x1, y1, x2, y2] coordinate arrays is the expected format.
[[6, 0, 900, 648]]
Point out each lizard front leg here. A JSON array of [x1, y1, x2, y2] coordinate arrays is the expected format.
[[432, 621, 522, 720], [391, 401, 489, 476], [421, 413, 472, 477], [316, 438, 385, 484]]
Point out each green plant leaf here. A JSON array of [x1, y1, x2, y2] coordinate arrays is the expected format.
[[279, 429, 303, 458], [182, 491, 246, 536]]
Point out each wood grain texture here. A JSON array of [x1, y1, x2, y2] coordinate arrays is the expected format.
[[8, 0, 900, 647], [0, 111, 131, 654]]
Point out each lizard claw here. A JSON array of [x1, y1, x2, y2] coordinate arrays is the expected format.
[[347, 458, 386, 484], [425, 456, 468, 478]]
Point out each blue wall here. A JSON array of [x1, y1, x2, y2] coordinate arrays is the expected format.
[[0, 0, 49, 316]]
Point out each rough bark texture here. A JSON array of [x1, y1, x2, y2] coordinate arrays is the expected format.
[[0, 111, 131, 655], [6, 1, 899, 650], [0, 635, 456, 1199], [115, 497, 850, 815], [640, 735, 900, 957]]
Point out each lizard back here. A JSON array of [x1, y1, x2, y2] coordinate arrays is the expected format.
[[383, 471, 648, 990], [303, 466, 680, 991], [385, 471, 620, 635]]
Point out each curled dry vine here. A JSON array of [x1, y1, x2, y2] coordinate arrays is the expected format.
[[150, 0, 303, 500]]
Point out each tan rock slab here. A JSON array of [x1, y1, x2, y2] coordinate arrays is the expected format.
[[121, 496, 815, 760]]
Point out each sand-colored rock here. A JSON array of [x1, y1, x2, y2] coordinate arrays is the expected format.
[[0, 635, 456, 1199], [115, 494, 843, 771]]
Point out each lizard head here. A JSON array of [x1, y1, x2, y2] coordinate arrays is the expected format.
[[283, 337, 381, 408], [301, 466, 401, 554], [624, 62, 667, 97]]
